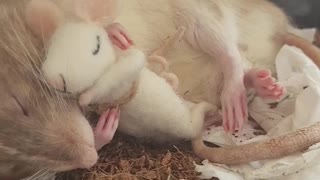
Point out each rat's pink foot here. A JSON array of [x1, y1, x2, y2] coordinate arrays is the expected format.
[[94, 107, 120, 150], [147, 55, 169, 75], [105, 22, 133, 50], [244, 68, 286, 100], [221, 79, 248, 134]]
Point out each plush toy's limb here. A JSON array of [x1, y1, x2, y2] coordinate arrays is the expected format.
[[244, 68, 286, 100], [147, 55, 169, 75], [283, 32, 320, 68], [145, 27, 185, 91], [161, 72, 179, 92], [94, 106, 120, 150], [79, 49, 145, 106]]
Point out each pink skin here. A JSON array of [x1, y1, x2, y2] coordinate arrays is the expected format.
[[244, 68, 286, 100], [221, 66, 285, 134], [218, 50, 248, 134], [94, 106, 120, 150], [105, 22, 134, 50]]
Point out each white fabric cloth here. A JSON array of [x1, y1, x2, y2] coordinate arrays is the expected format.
[[196, 28, 320, 180]]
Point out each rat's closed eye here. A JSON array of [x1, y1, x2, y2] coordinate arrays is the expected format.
[[12, 95, 29, 117], [93, 35, 101, 55]]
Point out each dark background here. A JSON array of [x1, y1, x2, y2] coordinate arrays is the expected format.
[[269, 0, 320, 29]]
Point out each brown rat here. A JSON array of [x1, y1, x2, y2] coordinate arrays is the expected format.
[[0, 1, 100, 179]]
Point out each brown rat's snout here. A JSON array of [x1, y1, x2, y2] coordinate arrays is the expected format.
[[56, 111, 99, 170], [76, 145, 98, 169]]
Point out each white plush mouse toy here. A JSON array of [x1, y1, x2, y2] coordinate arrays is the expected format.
[[27, 0, 218, 156]]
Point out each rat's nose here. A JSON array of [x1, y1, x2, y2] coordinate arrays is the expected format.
[[77, 146, 98, 169]]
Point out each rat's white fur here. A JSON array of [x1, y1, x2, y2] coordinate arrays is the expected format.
[[114, 0, 289, 106]]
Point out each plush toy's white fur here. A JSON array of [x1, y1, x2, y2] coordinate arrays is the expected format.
[[43, 23, 117, 94], [27, 0, 215, 142]]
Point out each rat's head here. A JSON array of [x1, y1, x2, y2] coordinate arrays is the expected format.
[[0, 4, 99, 178], [0, 72, 99, 178], [25, 0, 120, 94]]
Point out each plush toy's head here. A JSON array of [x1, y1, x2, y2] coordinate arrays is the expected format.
[[26, 0, 119, 94]]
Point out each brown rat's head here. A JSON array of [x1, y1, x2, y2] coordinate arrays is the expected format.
[[0, 2, 98, 179]]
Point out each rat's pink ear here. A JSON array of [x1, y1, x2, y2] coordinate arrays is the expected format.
[[73, 0, 120, 25], [25, 0, 64, 41]]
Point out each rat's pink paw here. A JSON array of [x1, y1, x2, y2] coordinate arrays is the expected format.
[[105, 22, 133, 50], [246, 69, 286, 100], [94, 107, 120, 150], [221, 81, 248, 134]]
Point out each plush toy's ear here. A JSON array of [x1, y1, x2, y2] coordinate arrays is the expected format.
[[73, 0, 121, 25], [25, 0, 64, 41]]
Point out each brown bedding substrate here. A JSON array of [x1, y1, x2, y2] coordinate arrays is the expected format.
[[56, 133, 214, 180]]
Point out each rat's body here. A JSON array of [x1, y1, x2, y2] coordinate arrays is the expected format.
[[0, 2, 100, 179], [114, 0, 287, 133], [110, 0, 320, 164]]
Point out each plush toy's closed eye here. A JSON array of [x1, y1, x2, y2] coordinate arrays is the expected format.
[[93, 35, 101, 55]]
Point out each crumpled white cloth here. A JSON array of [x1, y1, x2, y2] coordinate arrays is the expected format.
[[196, 29, 320, 180]]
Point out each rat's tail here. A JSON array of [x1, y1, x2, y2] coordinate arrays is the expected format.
[[282, 32, 320, 68], [192, 121, 320, 165]]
